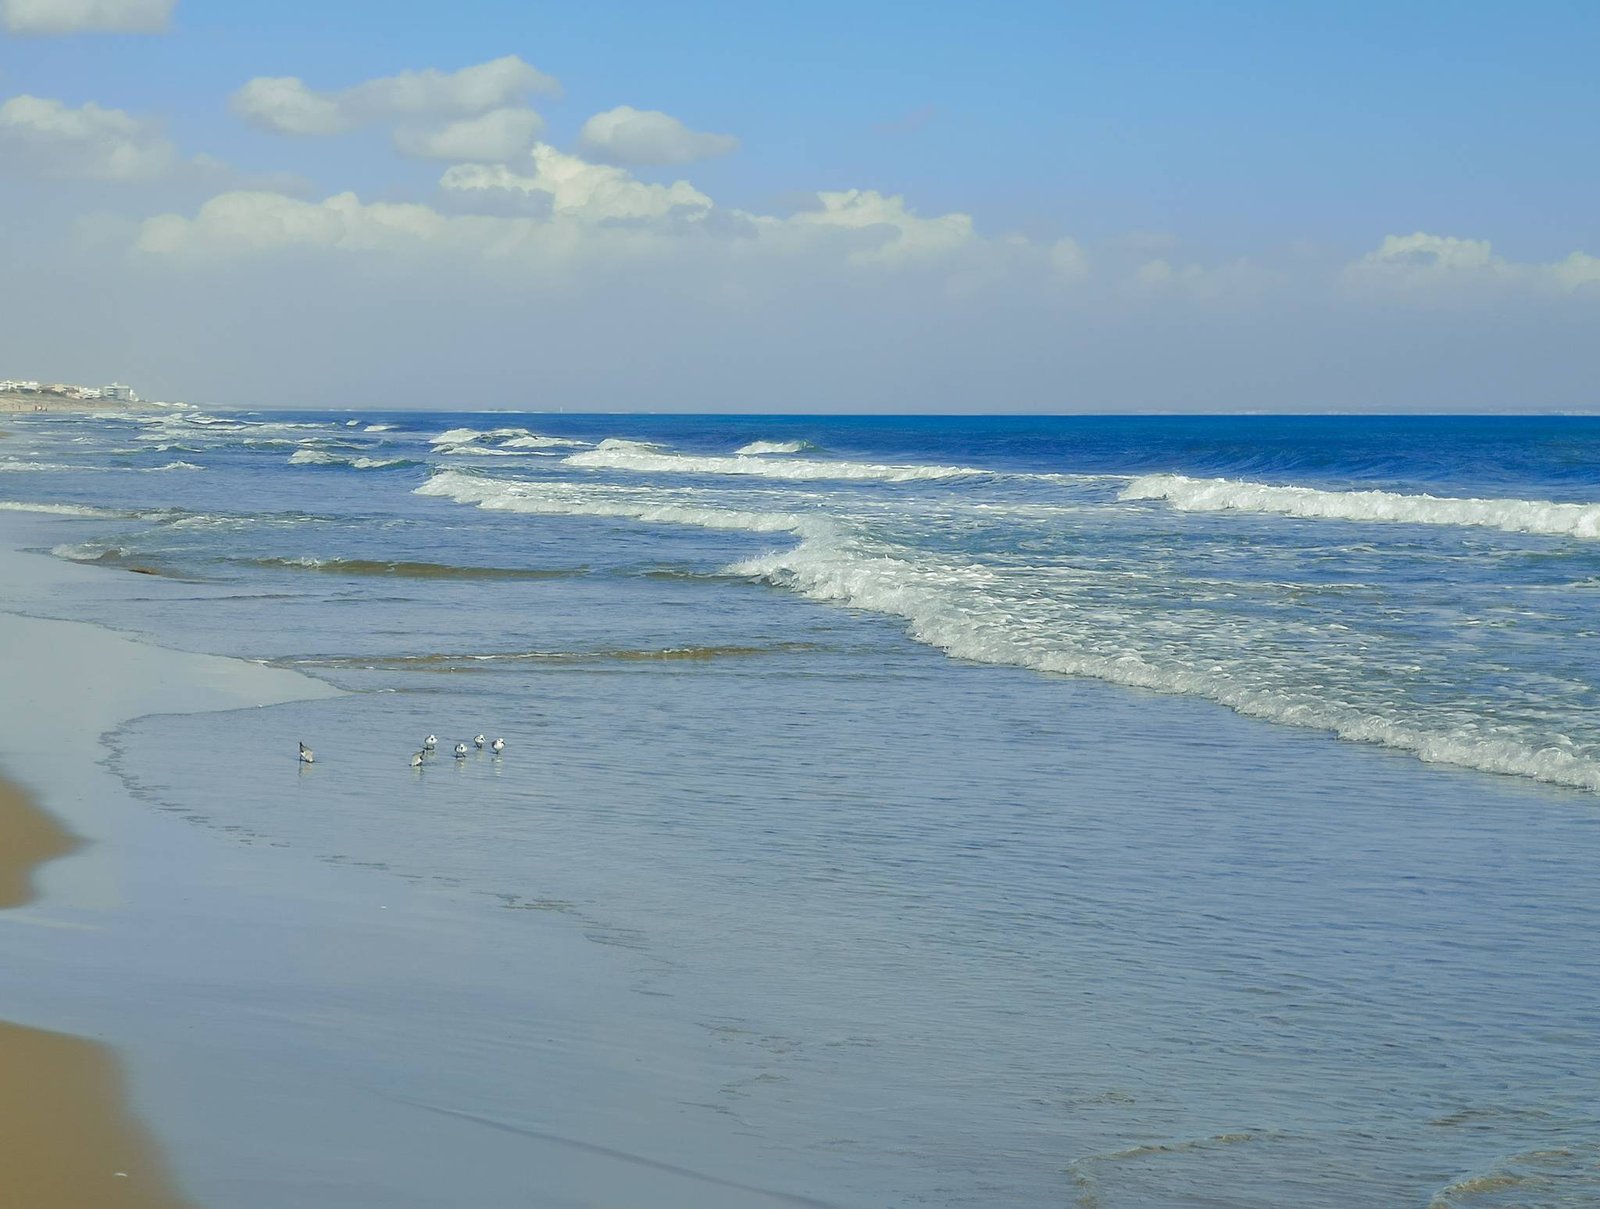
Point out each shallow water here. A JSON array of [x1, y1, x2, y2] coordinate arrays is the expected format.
[[3, 411, 1599, 1206]]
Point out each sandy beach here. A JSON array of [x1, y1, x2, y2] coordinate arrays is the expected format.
[[0, 526, 337, 1209], [2, 762, 196, 1206], [0, 1004, 197, 1209]]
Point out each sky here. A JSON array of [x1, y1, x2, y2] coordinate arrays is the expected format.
[[1, 0, 1597, 411]]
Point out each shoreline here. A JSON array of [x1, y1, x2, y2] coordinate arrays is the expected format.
[[0, 522, 340, 1208], [0, 772, 78, 910], [0, 514, 835, 1208], [1, 770, 196, 1208]]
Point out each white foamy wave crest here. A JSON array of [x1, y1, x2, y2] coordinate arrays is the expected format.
[[289, 449, 413, 470], [730, 539, 1600, 793], [153, 461, 203, 472], [415, 470, 816, 536], [431, 427, 587, 454], [736, 439, 812, 455], [363, 423, 394, 432], [503, 434, 587, 449], [564, 443, 982, 483], [0, 460, 86, 472], [51, 541, 130, 563], [1121, 474, 1600, 540], [0, 500, 123, 517]]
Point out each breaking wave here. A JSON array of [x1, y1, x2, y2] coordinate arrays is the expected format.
[[1122, 474, 1600, 540], [728, 537, 1600, 793], [564, 440, 983, 483], [0, 500, 124, 517], [288, 448, 418, 470], [736, 439, 814, 456], [416, 469, 816, 536], [430, 427, 588, 455], [0, 460, 89, 472], [48, 542, 191, 578], [415, 466, 1600, 791]]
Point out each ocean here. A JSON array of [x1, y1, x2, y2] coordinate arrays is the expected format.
[[2, 409, 1598, 1207]]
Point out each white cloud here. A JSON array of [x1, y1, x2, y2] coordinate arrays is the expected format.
[[1050, 237, 1090, 279], [230, 77, 346, 136], [394, 107, 545, 162], [774, 190, 974, 265], [1362, 231, 1497, 274], [1346, 231, 1600, 297], [231, 55, 561, 136], [1550, 252, 1600, 293], [1, 0, 173, 34], [440, 144, 712, 221], [577, 105, 738, 166], [0, 94, 175, 179]]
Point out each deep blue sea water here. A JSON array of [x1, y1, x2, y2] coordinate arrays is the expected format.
[[3, 410, 1599, 1206]]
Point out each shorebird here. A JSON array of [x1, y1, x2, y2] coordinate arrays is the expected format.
[[490, 736, 505, 755], [423, 734, 438, 751], [474, 734, 486, 749], [410, 750, 424, 768], [299, 741, 314, 765], [454, 742, 468, 759]]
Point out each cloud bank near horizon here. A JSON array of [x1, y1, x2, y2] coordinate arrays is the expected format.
[[0, 47, 1596, 410]]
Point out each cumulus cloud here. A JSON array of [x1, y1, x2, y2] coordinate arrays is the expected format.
[[393, 107, 546, 162], [1, 0, 172, 34], [1345, 231, 1600, 297], [440, 144, 712, 222], [578, 105, 738, 166], [0, 94, 176, 179], [775, 189, 974, 265], [231, 55, 560, 136]]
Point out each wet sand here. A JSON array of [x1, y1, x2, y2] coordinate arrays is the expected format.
[[0, 1018, 198, 1209], [0, 773, 78, 909], [1, 772, 198, 1208]]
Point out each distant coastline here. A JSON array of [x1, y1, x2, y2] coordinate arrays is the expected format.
[[0, 392, 142, 414]]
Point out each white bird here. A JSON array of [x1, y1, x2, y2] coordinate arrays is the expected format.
[[490, 736, 505, 755], [473, 734, 486, 749], [423, 734, 437, 751], [410, 750, 424, 768], [454, 742, 468, 759], [299, 741, 314, 764]]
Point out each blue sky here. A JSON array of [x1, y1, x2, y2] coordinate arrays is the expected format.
[[1, 1, 1597, 409]]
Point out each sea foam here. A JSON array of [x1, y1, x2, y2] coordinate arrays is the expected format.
[[736, 439, 812, 455], [729, 537, 1600, 793], [1122, 474, 1600, 540], [564, 442, 983, 483], [419, 465, 1600, 793], [415, 469, 814, 536], [289, 449, 415, 470]]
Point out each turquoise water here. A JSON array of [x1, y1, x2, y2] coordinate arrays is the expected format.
[[3, 410, 1600, 1206]]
